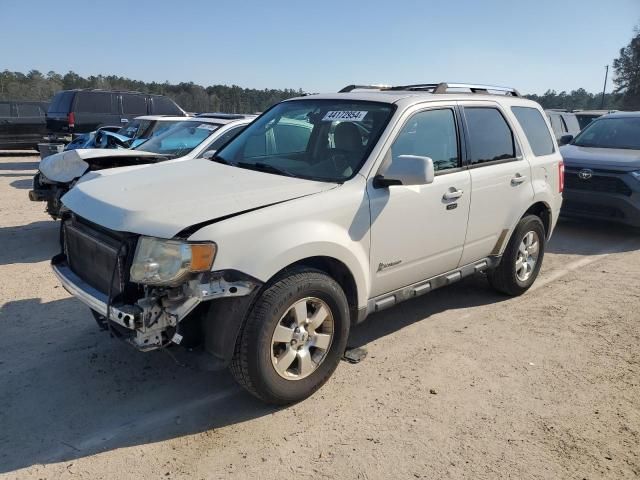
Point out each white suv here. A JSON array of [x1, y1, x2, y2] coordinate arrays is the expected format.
[[52, 83, 564, 404]]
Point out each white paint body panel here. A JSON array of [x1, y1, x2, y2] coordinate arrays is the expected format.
[[62, 159, 336, 238]]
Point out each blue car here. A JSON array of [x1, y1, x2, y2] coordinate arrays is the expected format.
[[64, 115, 188, 151]]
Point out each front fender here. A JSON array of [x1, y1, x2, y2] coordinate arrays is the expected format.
[[188, 179, 372, 309]]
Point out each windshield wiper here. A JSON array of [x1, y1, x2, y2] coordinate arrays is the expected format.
[[236, 161, 296, 177]]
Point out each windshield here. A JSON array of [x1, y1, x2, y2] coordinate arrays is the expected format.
[[213, 100, 395, 182], [134, 121, 221, 157], [573, 117, 640, 150]]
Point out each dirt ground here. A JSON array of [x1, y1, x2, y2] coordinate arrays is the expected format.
[[0, 151, 639, 480]]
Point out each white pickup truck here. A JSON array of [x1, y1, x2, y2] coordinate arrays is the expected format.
[[52, 83, 564, 404]]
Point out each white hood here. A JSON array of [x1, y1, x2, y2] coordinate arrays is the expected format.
[[39, 149, 166, 183], [62, 158, 337, 238]]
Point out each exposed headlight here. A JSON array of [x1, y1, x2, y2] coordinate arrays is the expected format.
[[130, 237, 217, 286], [630, 171, 640, 182]]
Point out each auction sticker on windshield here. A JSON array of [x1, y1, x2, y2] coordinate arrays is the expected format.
[[322, 111, 367, 122]]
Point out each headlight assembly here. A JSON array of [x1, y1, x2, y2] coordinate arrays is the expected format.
[[130, 237, 216, 286]]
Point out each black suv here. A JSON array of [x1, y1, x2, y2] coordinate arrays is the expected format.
[[0, 100, 49, 150], [46, 89, 186, 135]]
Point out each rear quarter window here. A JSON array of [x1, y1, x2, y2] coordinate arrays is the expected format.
[[511, 106, 555, 156], [76, 92, 115, 113], [122, 94, 147, 115]]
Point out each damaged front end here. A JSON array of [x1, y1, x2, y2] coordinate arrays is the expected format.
[[29, 171, 69, 219], [52, 215, 260, 354]]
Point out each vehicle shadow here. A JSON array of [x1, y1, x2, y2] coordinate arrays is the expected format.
[[0, 220, 59, 265], [8, 178, 32, 189], [547, 218, 640, 255]]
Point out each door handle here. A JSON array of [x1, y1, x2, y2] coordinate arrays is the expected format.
[[443, 189, 464, 201], [511, 174, 527, 185]]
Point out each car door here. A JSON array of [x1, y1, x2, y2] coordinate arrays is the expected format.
[[368, 106, 471, 297], [458, 103, 534, 266], [121, 93, 147, 125]]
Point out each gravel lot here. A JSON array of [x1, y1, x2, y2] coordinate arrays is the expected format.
[[0, 152, 639, 480]]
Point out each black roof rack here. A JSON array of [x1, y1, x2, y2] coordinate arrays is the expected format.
[[339, 82, 521, 97]]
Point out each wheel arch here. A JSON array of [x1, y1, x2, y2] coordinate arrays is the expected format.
[[270, 255, 360, 323], [523, 201, 552, 239]]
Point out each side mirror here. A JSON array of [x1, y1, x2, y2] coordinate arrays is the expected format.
[[559, 134, 574, 146], [202, 150, 217, 159], [374, 155, 435, 188]]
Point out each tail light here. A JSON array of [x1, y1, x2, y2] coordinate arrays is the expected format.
[[558, 161, 565, 193], [68, 112, 75, 129]]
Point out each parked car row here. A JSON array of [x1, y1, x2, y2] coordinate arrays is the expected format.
[[30, 113, 255, 217]]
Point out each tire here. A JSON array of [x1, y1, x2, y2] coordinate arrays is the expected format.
[[230, 267, 350, 405], [488, 215, 546, 296]]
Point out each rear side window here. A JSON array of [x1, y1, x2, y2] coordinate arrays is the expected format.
[[464, 107, 515, 165], [122, 94, 147, 115], [391, 108, 460, 172], [511, 107, 555, 156], [17, 103, 42, 117], [76, 92, 115, 113], [150, 96, 183, 115], [0, 103, 10, 116], [48, 91, 74, 113]]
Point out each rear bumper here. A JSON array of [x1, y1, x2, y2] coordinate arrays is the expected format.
[[562, 189, 640, 227]]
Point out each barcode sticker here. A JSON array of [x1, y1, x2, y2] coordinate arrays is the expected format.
[[322, 111, 367, 122]]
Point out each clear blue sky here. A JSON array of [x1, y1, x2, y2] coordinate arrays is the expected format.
[[1, 0, 638, 95]]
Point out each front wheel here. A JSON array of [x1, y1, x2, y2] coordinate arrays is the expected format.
[[230, 268, 350, 405], [488, 215, 546, 296]]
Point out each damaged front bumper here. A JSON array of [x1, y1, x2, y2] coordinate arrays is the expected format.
[[51, 254, 258, 351], [29, 172, 69, 218]]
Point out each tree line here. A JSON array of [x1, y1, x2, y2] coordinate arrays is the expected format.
[[0, 70, 304, 113]]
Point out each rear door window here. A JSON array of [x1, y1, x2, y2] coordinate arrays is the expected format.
[[76, 92, 115, 113], [0, 103, 11, 116], [122, 94, 147, 115], [511, 106, 555, 156], [463, 107, 515, 165]]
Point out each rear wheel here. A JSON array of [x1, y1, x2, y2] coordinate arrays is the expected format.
[[488, 215, 546, 296], [230, 268, 350, 405]]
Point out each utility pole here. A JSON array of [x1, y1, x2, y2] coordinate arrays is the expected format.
[[600, 65, 609, 109]]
